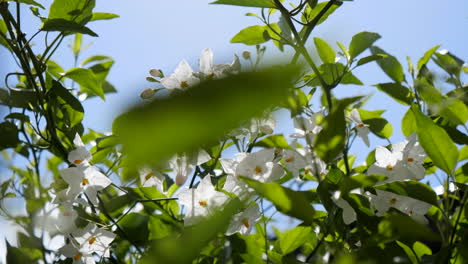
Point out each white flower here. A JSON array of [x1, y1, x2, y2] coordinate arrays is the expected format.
[[170, 149, 211, 186], [369, 189, 431, 224], [139, 167, 165, 192], [177, 175, 230, 226], [68, 134, 92, 167], [291, 116, 322, 143], [367, 146, 404, 182], [72, 223, 116, 258], [160, 60, 200, 90], [223, 175, 251, 200], [349, 109, 370, 147], [54, 204, 78, 234], [249, 115, 276, 137], [395, 133, 427, 180], [282, 149, 308, 179], [198, 48, 241, 80], [236, 149, 284, 182], [59, 243, 95, 264], [226, 203, 261, 235], [60, 166, 112, 206]]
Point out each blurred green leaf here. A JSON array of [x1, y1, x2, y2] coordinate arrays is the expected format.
[[358, 109, 393, 139], [374, 83, 414, 105], [0, 122, 19, 150], [113, 66, 298, 165], [143, 199, 241, 264], [210, 0, 276, 8], [306, 63, 363, 86], [277, 226, 312, 255], [41, 19, 98, 36], [64, 68, 104, 100], [6, 241, 42, 264], [315, 97, 360, 163], [374, 180, 438, 206], [314, 37, 336, 64], [242, 177, 316, 224], [378, 212, 440, 243], [370, 46, 405, 83], [349, 31, 381, 59], [90, 12, 119, 21], [412, 105, 458, 175], [433, 50, 464, 77], [119, 212, 149, 246]]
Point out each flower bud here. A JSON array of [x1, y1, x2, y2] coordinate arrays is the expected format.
[[140, 88, 156, 99], [175, 173, 187, 186], [242, 51, 251, 60], [149, 69, 163, 78]]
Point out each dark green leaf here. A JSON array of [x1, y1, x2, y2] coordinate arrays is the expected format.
[[432, 50, 464, 77], [340, 174, 386, 194], [314, 37, 336, 64], [412, 105, 458, 174], [5, 112, 30, 123], [356, 54, 387, 67], [374, 180, 438, 206], [42, 19, 98, 36], [210, 0, 276, 8], [118, 213, 149, 245], [113, 66, 298, 165], [358, 109, 393, 139], [0, 88, 40, 110], [90, 12, 119, 21], [374, 83, 414, 105], [378, 212, 440, 243], [0, 122, 19, 150], [370, 46, 405, 83], [50, 80, 84, 127], [242, 177, 316, 224], [349, 31, 381, 59], [64, 68, 104, 100]]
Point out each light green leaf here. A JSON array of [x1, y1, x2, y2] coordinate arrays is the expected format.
[[417, 45, 440, 70], [358, 109, 393, 139], [375, 180, 438, 206], [412, 105, 458, 175], [48, 0, 95, 25], [370, 46, 405, 83], [396, 241, 418, 264], [90, 12, 120, 21], [401, 107, 416, 137], [314, 37, 336, 64], [349, 31, 381, 59], [242, 177, 316, 224], [432, 50, 464, 77], [210, 0, 276, 8], [459, 145, 468, 161], [231, 25, 270, 45], [113, 66, 298, 165], [374, 83, 414, 105], [50, 80, 84, 127], [278, 226, 312, 255], [253, 134, 291, 149], [413, 241, 432, 260], [72, 33, 82, 57], [340, 174, 386, 194], [5, 0, 44, 9], [336, 41, 350, 60], [64, 68, 104, 100], [301, 1, 339, 25]]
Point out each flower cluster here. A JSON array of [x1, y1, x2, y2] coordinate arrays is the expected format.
[[52, 134, 115, 263]]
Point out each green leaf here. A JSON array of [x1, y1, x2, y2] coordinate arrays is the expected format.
[[242, 177, 316, 224], [90, 12, 120, 21], [253, 134, 291, 149], [113, 66, 298, 165], [340, 174, 386, 194], [413, 241, 432, 260], [459, 145, 468, 161], [358, 109, 393, 139], [401, 107, 416, 137], [48, 0, 95, 25], [72, 33, 82, 57], [315, 97, 360, 163], [148, 215, 179, 240], [230, 25, 270, 45], [370, 46, 405, 83], [417, 45, 440, 70], [432, 50, 464, 77], [64, 68, 104, 100], [0, 19, 11, 51], [278, 226, 312, 255], [374, 83, 414, 105], [314, 37, 336, 64], [41, 19, 98, 36], [143, 199, 241, 264], [301, 1, 340, 25], [349, 31, 381, 59], [336, 41, 350, 60], [374, 180, 438, 206], [81, 55, 112, 66], [5, 0, 44, 9], [6, 241, 42, 263], [210, 0, 276, 8], [50, 80, 84, 127], [0, 122, 19, 150], [356, 54, 387, 67], [119, 213, 149, 245], [396, 241, 419, 264], [378, 212, 440, 243], [306, 63, 363, 86], [5, 112, 30, 123], [412, 105, 458, 174], [0, 88, 40, 110]]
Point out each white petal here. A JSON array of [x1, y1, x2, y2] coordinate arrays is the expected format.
[[199, 48, 214, 74], [175, 60, 194, 79]]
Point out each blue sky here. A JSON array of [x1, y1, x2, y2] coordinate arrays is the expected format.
[[0, 0, 467, 261]]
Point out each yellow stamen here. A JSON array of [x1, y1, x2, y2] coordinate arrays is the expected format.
[[357, 123, 365, 128], [82, 178, 89, 185], [386, 165, 393, 171], [145, 172, 154, 181], [180, 81, 189, 88], [63, 211, 72, 217], [73, 253, 82, 261], [198, 200, 207, 207], [74, 159, 83, 165], [242, 219, 250, 228], [285, 157, 294, 163], [389, 198, 397, 205], [407, 157, 414, 162], [254, 167, 263, 174], [89, 236, 96, 245]]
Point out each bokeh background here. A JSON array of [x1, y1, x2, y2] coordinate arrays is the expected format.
[[0, 0, 467, 261]]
